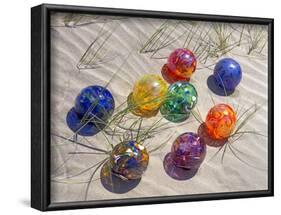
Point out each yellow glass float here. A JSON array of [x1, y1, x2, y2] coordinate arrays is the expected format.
[[127, 74, 168, 118]]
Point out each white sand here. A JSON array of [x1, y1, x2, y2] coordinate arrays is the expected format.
[[50, 12, 268, 203]]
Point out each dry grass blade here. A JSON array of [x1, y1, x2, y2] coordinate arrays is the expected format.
[[52, 133, 109, 154], [77, 22, 120, 70], [245, 25, 267, 55], [148, 135, 173, 153], [227, 144, 265, 170], [208, 144, 226, 162], [84, 158, 108, 200], [54, 158, 107, 181], [139, 20, 186, 58]]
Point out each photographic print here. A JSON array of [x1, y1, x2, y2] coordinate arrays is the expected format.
[[31, 4, 273, 211]]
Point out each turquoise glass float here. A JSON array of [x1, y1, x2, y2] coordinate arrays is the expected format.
[[109, 141, 149, 180], [160, 81, 198, 122]]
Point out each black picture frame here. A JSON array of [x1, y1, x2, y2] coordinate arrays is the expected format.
[[31, 3, 274, 211]]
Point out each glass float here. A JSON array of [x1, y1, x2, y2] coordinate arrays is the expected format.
[[160, 81, 198, 122], [161, 48, 197, 84], [213, 58, 242, 91], [205, 103, 237, 140], [128, 74, 168, 118], [74, 85, 115, 121], [171, 132, 206, 169], [110, 141, 149, 180]]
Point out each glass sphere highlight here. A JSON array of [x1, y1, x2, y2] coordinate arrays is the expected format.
[[162, 48, 197, 84], [213, 58, 242, 91], [110, 141, 149, 180], [205, 104, 237, 140], [171, 132, 206, 169], [160, 81, 198, 123]]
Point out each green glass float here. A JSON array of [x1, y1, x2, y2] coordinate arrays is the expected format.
[[160, 81, 198, 123]]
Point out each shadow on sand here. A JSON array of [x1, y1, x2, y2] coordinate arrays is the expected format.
[[100, 161, 141, 194], [207, 75, 234, 97], [163, 153, 199, 180], [197, 123, 228, 148]]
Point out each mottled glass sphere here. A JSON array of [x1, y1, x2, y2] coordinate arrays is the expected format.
[[66, 107, 105, 136], [171, 132, 206, 169], [162, 48, 197, 84], [128, 74, 168, 118], [110, 141, 149, 180], [214, 58, 242, 91], [74, 85, 115, 122], [160, 81, 198, 122], [205, 104, 237, 140]]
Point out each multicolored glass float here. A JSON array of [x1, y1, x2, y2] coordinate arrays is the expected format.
[[205, 103, 237, 140], [128, 74, 168, 118], [161, 48, 197, 84], [160, 81, 198, 122], [213, 58, 242, 91], [110, 141, 149, 180], [66, 107, 106, 136], [171, 132, 206, 169]]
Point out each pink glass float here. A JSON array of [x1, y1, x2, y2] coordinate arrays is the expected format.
[[161, 48, 197, 84]]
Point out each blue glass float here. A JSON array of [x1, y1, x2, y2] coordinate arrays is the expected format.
[[213, 58, 242, 91], [74, 85, 115, 123], [66, 107, 106, 136], [160, 81, 198, 123]]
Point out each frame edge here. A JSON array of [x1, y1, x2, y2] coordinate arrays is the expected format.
[[31, 4, 49, 211]]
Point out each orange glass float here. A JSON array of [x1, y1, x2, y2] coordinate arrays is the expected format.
[[205, 104, 237, 140]]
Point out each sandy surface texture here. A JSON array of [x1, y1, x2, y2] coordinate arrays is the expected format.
[[50, 12, 268, 203]]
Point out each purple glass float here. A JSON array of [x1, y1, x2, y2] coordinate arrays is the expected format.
[[171, 132, 206, 169], [164, 132, 206, 180]]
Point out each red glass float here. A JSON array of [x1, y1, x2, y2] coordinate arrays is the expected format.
[[161, 48, 197, 84]]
